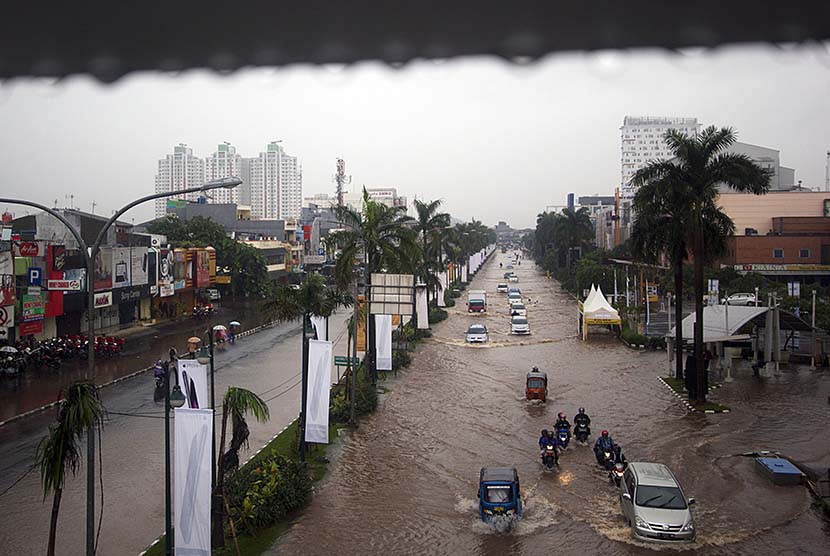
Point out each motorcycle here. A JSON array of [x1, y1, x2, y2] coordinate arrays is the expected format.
[[609, 462, 626, 487], [541, 444, 559, 470], [574, 422, 590, 444], [598, 449, 615, 471], [556, 425, 571, 450]]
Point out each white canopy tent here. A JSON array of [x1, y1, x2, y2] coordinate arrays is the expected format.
[[578, 284, 621, 340]]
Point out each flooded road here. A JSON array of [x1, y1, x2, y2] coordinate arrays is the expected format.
[[0, 313, 350, 556], [0, 299, 273, 422], [271, 255, 830, 556]]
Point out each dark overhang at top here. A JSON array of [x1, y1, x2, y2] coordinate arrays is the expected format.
[[2, 1, 829, 82]]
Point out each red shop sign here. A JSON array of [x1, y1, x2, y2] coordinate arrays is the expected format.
[[19, 321, 43, 336]]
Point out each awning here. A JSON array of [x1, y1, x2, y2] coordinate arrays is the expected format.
[[667, 305, 815, 343]]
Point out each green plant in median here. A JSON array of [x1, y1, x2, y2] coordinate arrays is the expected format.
[[35, 381, 105, 556], [213, 387, 270, 548]]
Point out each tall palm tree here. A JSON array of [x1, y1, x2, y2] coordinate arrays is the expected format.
[[414, 199, 450, 307], [212, 387, 270, 547], [631, 126, 769, 401], [631, 178, 735, 382], [555, 207, 594, 269], [35, 381, 105, 556], [263, 273, 353, 459], [329, 189, 418, 380]]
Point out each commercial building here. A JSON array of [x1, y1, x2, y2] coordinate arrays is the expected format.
[[620, 116, 700, 198], [135, 202, 286, 241], [724, 142, 796, 192], [249, 141, 303, 220], [154, 144, 205, 218]]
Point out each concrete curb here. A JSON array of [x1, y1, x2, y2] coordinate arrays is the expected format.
[[657, 376, 731, 414], [0, 320, 279, 428]]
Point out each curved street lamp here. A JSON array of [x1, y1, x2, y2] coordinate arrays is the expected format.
[[0, 176, 240, 556]]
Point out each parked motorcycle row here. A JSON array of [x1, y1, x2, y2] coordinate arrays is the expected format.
[[0, 335, 126, 376], [192, 303, 216, 319]]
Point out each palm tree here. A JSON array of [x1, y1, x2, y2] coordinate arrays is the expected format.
[[555, 207, 594, 269], [630, 126, 770, 401], [632, 175, 736, 382], [263, 272, 353, 458], [329, 189, 418, 380], [212, 387, 270, 547], [35, 381, 105, 556], [414, 199, 450, 307]]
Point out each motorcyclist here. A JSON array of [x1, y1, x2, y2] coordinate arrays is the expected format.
[[538, 429, 559, 465], [594, 430, 616, 463], [612, 444, 627, 466], [554, 412, 571, 432], [573, 407, 591, 428]]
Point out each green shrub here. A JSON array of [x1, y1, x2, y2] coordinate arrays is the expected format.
[[429, 307, 448, 324], [225, 454, 312, 535], [392, 350, 412, 370], [444, 292, 456, 307], [413, 328, 432, 340], [450, 289, 462, 299]]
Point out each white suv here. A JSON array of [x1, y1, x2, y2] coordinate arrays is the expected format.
[[510, 316, 530, 335], [721, 292, 757, 306], [620, 462, 696, 543], [496, 283, 509, 293]]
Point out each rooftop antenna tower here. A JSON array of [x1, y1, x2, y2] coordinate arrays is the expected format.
[[825, 151, 829, 191], [334, 158, 352, 207]]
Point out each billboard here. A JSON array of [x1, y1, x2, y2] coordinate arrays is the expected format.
[[22, 293, 45, 322], [174, 408, 212, 556], [1, 275, 14, 307], [195, 250, 210, 288], [112, 247, 131, 288], [131, 249, 148, 286], [94, 249, 113, 291]]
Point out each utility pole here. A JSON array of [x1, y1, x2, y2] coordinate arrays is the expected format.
[[91, 201, 97, 215], [825, 150, 830, 192], [811, 289, 817, 369]]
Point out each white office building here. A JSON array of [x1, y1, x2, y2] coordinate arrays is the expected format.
[[620, 116, 700, 198], [250, 142, 303, 220], [205, 142, 243, 204], [154, 144, 205, 218]]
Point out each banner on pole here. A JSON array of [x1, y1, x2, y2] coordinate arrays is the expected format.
[[306, 339, 333, 444], [177, 360, 209, 410], [375, 314, 392, 371], [310, 315, 327, 341], [174, 408, 213, 556], [415, 287, 429, 329]]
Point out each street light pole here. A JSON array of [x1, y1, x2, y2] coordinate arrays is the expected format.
[[164, 352, 187, 556], [0, 176, 240, 556]]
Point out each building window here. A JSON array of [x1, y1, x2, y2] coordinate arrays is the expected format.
[[773, 248, 784, 259], [800, 248, 810, 258]]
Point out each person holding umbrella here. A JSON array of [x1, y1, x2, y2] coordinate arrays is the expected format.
[[229, 321, 240, 344], [213, 325, 228, 351]]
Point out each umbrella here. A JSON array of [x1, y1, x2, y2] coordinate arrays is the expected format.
[[229, 321, 241, 327], [187, 336, 202, 344], [213, 325, 227, 332], [0, 346, 18, 353]]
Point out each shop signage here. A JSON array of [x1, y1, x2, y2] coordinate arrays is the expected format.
[[304, 255, 326, 265], [13, 241, 44, 257], [174, 279, 186, 290], [734, 263, 830, 273], [1, 275, 13, 306], [94, 291, 113, 308], [214, 275, 231, 285], [115, 285, 150, 304], [160, 284, 175, 297], [52, 245, 66, 271], [22, 294, 45, 322], [0, 305, 13, 327], [195, 250, 210, 288], [19, 321, 43, 336], [47, 279, 83, 291]]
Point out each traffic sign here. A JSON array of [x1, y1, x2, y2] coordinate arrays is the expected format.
[[318, 247, 325, 256], [334, 355, 360, 367]]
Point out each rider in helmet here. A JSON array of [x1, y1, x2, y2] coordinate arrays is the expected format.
[[574, 407, 591, 428], [538, 429, 555, 451], [594, 430, 616, 462], [554, 411, 571, 432]]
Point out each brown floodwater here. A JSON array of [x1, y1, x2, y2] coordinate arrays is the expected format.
[[269, 254, 830, 556]]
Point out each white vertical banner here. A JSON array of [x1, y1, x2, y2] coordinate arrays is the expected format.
[[416, 287, 429, 329], [375, 315, 393, 371], [306, 339, 333, 444], [310, 315, 327, 341], [462, 263, 468, 283], [177, 360, 209, 410], [174, 408, 213, 556], [437, 272, 447, 307]]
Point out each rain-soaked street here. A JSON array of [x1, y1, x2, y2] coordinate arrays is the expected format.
[[271, 253, 830, 556]]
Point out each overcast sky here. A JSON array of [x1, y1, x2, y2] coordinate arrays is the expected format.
[[1, 44, 829, 229]]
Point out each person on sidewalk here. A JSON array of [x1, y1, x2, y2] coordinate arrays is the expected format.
[[228, 325, 236, 345]]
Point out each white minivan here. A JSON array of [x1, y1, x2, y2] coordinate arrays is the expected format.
[[620, 462, 696, 543], [510, 316, 530, 335]]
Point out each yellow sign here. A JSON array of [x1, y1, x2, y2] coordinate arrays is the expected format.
[[214, 275, 231, 284], [585, 318, 622, 325], [356, 297, 367, 352]]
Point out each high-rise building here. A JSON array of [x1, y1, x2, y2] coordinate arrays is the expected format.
[[249, 142, 303, 219], [154, 144, 205, 218], [620, 116, 700, 198], [205, 142, 243, 204], [239, 157, 254, 207]]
